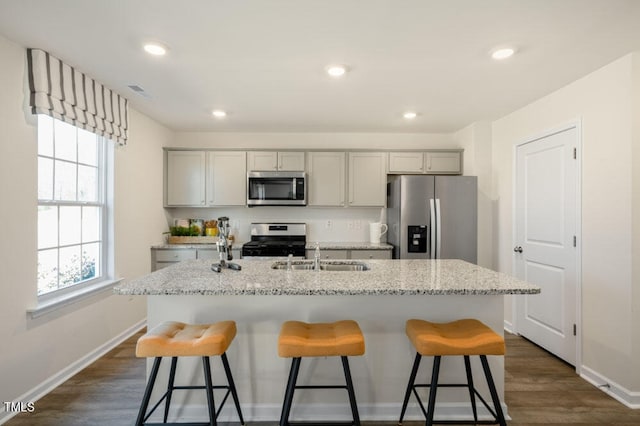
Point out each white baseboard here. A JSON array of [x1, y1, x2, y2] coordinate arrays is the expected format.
[[580, 365, 640, 409], [0, 319, 146, 425], [503, 320, 514, 334], [150, 402, 510, 423]]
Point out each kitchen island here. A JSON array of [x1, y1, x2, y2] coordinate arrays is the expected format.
[[115, 259, 539, 423]]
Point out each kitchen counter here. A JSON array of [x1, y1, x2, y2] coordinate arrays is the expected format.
[[117, 260, 539, 422], [151, 241, 245, 249], [114, 259, 539, 296]]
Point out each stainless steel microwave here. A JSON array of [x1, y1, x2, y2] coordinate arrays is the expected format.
[[247, 171, 307, 206]]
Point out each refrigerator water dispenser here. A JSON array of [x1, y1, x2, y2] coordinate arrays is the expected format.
[[408, 225, 427, 253]]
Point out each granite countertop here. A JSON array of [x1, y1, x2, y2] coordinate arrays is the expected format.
[[151, 242, 244, 249], [114, 259, 540, 296], [306, 242, 393, 250]]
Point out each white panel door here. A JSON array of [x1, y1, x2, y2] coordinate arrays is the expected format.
[[514, 126, 578, 365]]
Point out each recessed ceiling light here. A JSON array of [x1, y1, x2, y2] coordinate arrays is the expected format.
[[326, 64, 348, 77], [212, 110, 227, 118], [143, 43, 167, 56], [403, 111, 418, 119], [491, 47, 515, 60]]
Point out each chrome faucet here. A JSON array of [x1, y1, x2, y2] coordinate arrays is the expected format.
[[313, 242, 321, 271], [211, 216, 242, 272]]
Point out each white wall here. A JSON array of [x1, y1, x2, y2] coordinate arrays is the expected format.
[[0, 34, 171, 417], [492, 54, 638, 393], [170, 132, 454, 150]]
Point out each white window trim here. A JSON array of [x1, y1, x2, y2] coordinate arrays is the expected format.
[[28, 278, 122, 319], [33, 116, 117, 317]]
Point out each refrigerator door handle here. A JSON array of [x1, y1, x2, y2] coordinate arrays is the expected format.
[[436, 198, 442, 259], [430, 198, 436, 259]]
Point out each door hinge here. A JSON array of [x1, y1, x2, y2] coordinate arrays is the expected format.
[[573, 147, 577, 159], [573, 324, 577, 336], [573, 236, 577, 247]]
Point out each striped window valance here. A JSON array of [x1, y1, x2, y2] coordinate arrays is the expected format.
[[27, 48, 128, 145]]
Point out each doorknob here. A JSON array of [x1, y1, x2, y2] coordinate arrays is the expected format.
[[513, 246, 523, 253]]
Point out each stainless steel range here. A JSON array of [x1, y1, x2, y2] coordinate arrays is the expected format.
[[241, 223, 307, 260]]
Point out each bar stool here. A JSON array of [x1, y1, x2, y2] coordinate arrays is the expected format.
[[398, 319, 506, 426], [278, 320, 365, 426], [135, 321, 245, 426]]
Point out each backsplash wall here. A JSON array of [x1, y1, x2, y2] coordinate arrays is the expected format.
[[165, 206, 386, 244]]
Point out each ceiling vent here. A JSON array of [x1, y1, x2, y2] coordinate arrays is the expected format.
[[127, 84, 151, 98]]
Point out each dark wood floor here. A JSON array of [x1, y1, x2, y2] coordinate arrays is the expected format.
[[6, 331, 640, 425]]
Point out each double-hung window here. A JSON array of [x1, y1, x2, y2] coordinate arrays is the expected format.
[[37, 115, 111, 298]]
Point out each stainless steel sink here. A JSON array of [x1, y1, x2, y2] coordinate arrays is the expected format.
[[271, 260, 370, 271]]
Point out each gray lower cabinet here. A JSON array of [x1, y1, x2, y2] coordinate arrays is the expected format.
[[305, 248, 391, 260], [306, 249, 349, 260], [152, 248, 197, 271], [350, 249, 392, 260], [152, 247, 240, 271]]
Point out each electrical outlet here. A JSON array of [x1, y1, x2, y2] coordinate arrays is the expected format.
[[347, 221, 354, 230], [354, 220, 361, 230], [326, 220, 332, 229]]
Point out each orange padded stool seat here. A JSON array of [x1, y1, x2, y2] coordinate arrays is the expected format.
[[405, 319, 505, 356], [136, 321, 237, 357], [135, 321, 244, 426], [399, 319, 506, 426], [278, 320, 365, 358], [278, 320, 365, 426]]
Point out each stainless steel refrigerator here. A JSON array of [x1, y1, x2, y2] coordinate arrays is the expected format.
[[387, 175, 477, 263]]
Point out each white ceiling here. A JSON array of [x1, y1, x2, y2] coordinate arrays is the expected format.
[[1, 0, 640, 133]]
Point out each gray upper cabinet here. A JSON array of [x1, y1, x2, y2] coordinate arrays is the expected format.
[[348, 152, 387, 207], [206, 151, 247, 206], [247, 151, 305, 171], [165, 150, 246, 207], [424, 151, 462, 174], [389, 150, 462, 175], [165, 149, 463, 208], [307, 152, 346, 206], [166, 151, 206, 206], [388, 152, 424, 173]]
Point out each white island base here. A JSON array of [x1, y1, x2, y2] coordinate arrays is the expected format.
[[145, 294, 506, 423]]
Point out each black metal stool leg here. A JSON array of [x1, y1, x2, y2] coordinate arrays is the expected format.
[[221, 352, 245, 425], [136, 357, 162, 426], [399, 353, 422, 424], [463, 355, 478, 423], [425, 356, 441, 426], [203, 356, 217, 426], [279, 357, 301, 426], [480, 355, 507, 426], [341, 356, 361, 426], [163, 356, 178, 422]]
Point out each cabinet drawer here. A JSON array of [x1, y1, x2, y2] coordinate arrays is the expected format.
[[154, 249, 197, 262], [350, 249, 392, 259], [306, 249, 349, 260], [197, 248, 242, 260]]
